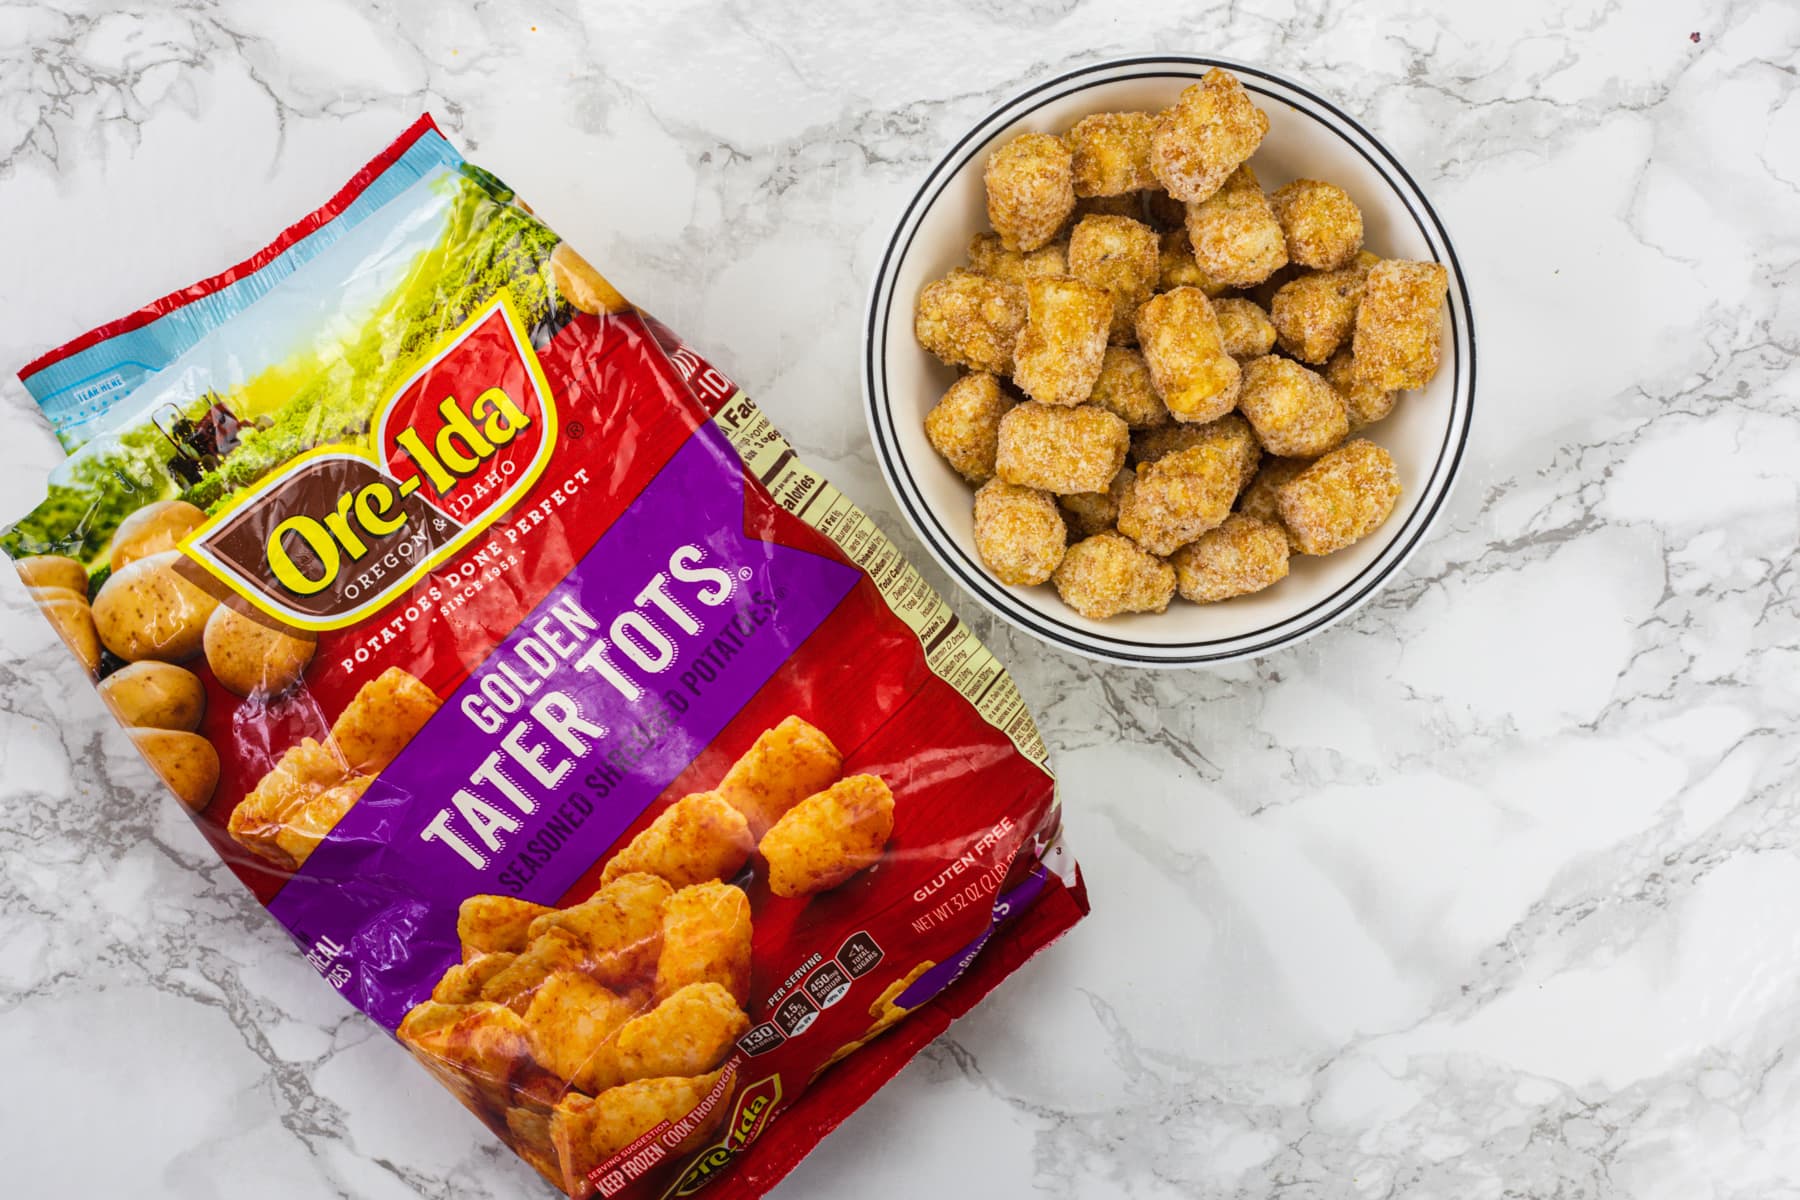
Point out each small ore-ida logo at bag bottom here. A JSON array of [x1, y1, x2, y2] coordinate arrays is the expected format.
[[180, 296, 558, 631]]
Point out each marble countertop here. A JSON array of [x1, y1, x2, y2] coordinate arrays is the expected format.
[[3, 2, 1797, 1197]]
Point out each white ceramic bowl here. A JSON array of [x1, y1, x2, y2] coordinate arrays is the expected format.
[[863, 55, 1475, 667]]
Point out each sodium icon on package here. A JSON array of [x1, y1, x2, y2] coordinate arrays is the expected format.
[[805, 962, 852, 1009]]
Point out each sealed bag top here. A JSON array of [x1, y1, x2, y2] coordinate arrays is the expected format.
[[3, 116, 1085, 1199]]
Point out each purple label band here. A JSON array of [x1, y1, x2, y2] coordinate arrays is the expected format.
[[894, 864, 1051, 1011], [269, 424, 859, 1029]]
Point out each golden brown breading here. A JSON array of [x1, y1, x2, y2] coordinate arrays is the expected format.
[[1086, 346, 1168, 429], [1067, 112, 1158, 196], [759, 775, 896, 898], [1276, 438, 1402, 555], [1323, 349, 1397, 430], [1351, 259, 1449, 390], [521, 970, 638, 1094], [1269, 251, 1378, 364], [1156, 229, 1230, 295], [458, 894, 556, 958], [966, 232, 1068, 284], [1212, 298, 1277, 361], [1058, 466, 1136, 539], [1052, 532, 1177, 619], [985, 132, 1076, 251], [1269, 178, 1364, 270], [995, 401, 1131, 494], [1067, 214, 1161, 344], [331, 666, 440, 774], [1134, 287, 1240, 424], [1116, 440, 1248, 556], [914, 269, 1026, 374], [1184, 165, 1287, 288], [925, 372, 1016, 484], [1148, 68, 1269, 202], [973, 479, 1068, 586], [1237, 356, 1350, 458], [615, 982, 749, 1082], [1170, 513, 1291, 603], [1011, 276, 1112, 406]]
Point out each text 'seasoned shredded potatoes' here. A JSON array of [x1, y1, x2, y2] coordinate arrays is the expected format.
[[4, 116, 1086, 1199]]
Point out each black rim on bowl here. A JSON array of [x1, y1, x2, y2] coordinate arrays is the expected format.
[[863, 54, 1476, 666]]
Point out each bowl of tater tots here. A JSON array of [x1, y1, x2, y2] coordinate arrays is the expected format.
[[864, 56, 1474, 665]]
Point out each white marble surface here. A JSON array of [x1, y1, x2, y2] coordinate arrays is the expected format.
[[3, 2, 1797, 1197]]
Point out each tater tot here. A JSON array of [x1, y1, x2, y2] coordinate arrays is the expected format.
[[1276, 439, 1401, 555], [925, 372, 1015, 483], [1087, 346, 1168, 429], [1149, 68, 1269, 202], [615, 982, 749, 1082], [1012, 277, 1112, 406], [914, 269, 1026, 374], [459, 894, 556, 957], [1067, 215, 1161, 344], [995, 401, 1130, 494], [1270, 179, 1364, 270], [973, 479, 1067, 586], [399, 1000, 554, 1115], [600, 790, 754, 889], [1067, 112, 1158, 196], [433, 952, 519, 1004], [479, 926, 591, 1011], [522, 970, 637, 1094], [1134, 287, 1239, 424], [1131, 413, 1261, 490], [1059, 466, 1135, 538], [1184, 165, 1287, 288], [1116, 441, 1245, 556], [1156, 229, 1230, 295], [331, 666, 440, 773], [1052, 532, 1177, 619], [655, 881, 752, 1004], [1170, 513, 1291, 602], [1237, 356, 1350, 458], [1237, 455, 1310, 539], [1213, 298, 1277, 361], [760, 775, 896, 899], [985, 132, 1075, 252], [1351, 259, 1449, 390], [591, 1070, 727, 1160], [1323, 349, 1397, 430], [1269, 251, 1378, 364], [966, 232, 1067, 284], [527, 872, 672, 988], [714, 715, 843, 839]]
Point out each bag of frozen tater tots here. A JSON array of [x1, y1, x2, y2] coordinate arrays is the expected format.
[[4, 116, 1086, 1197]]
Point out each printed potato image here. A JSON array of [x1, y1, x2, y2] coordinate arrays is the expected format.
[[505, 1107, 562, 1190], [203, 604, 317, 698], [229, 737, 364, 868], [108, 499, 206, 572], [551, 1072, 728, 1197], [973, 478, 1067, 587], [1170, 513, 1291, 603], [32, 588, 101, 674], [14, 554, 88, 595], [91, 549, 220, 663], [600, 790, 754, 889], [914, 269, 1027, 375], [1237, 356, 1351, 459], [97, 661, 205, 731], [965, 232, 1067, 285], [984, 131, 1075, 252], [1352, 259, 1450, 390], [433, 952, 520, 1004], [1184, 165, 1287, 288], [759, 774, 896, 898], [655, 881, 753, 1005], [398, 999, 559, 1114], [330, 666, 441, 773], [1053, 531, 1177, 619], [614, 982, 749, 1081], [1134, 287, 1239, 424], [481, 926, 593, 1012], [526, 872, 672, 988], [460, 895, 556, 957], [270, 775, 374, 867], [1276, 438, 1402, 555], [129, 728, 220, 812], [924, 371, 1014, 484], [550, 242, 630, 316], [714, 715, 843, 839], [1011, 276, 1113, 407], [523, 970, 638, 1094], [1149, 68, 1269, 202]]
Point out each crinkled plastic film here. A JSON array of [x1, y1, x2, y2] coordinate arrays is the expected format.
[[3, 116, 1087, 1198]]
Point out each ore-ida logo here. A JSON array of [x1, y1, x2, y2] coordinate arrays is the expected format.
[[180, 296, 558, 631]]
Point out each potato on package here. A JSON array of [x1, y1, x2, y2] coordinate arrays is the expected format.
[[2, 115, 1086, 1198]]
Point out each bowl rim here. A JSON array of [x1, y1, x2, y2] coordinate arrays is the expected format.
[[861, 53, 1477, 668]]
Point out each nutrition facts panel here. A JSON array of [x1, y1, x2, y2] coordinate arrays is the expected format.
[[715, 400, 1051, 771]]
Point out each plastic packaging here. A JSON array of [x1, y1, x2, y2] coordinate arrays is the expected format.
[[3, 116, 1086, 1199]]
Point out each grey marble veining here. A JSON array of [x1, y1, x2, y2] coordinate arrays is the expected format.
[[3, 2, 1798, 1197]]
